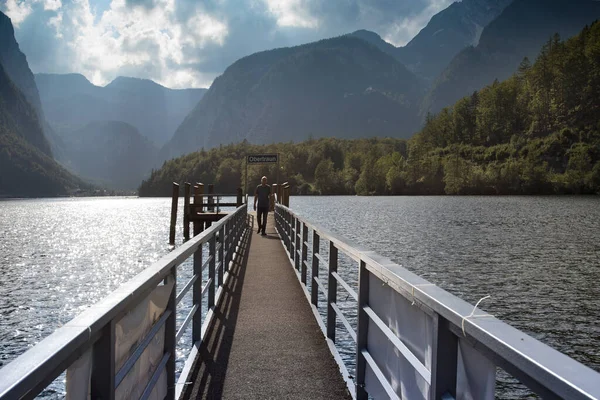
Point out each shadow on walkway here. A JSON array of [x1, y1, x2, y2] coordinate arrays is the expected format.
[[180, 219, 253, 399]]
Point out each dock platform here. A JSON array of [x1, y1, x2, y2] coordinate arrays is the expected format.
[[179, 213, 351, 399]]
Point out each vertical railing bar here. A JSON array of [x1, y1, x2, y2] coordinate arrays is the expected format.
[[164, 270, 176, 400], [311, 230, 320, 307], [218, 225, 224, 287], [295, 218, 301, 271], [301, 222, 308, 284], [192, 242, 203, 344], [208, 234, 216, 310], [356, 260, 369, 400], [91, 320, 116, 400], [290, 214, 296, 263], [327, 242, 338, 341], [431, 315, 458, 399]]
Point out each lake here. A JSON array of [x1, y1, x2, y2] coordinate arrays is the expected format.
[[1, 196, 599, 397]]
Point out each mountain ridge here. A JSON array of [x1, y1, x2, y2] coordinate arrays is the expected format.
[[161, 35, 424, 161], [423, 0, 600, 115], [35, 73, 207, 146], [0, 62, 85, 196]]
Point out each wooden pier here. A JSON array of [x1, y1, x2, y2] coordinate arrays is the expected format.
[[1, 185, 600, 400], [179, 214, 350, 399]]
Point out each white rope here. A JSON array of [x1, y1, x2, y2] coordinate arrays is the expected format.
[[461, 295, 491, 337]]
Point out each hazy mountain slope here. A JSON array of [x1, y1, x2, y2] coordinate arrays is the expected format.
[[162, 36, 424, 160], [35, 73, 206, 146], [0, 11, 52, 157], [58, 121, 158, 190], [0, 64, 84, 197], [424, 0, 600, 115], [349, 30, 399, 59], [395, 0, 512, 81]]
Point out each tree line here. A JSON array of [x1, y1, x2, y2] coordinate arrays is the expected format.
[[139, 22, 600, 196]]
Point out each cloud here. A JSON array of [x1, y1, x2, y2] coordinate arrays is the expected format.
[[2, 0, 455, 89], [3, 0, 33, 26]]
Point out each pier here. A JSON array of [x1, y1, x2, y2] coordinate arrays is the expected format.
[[1, 189, 600, 399]]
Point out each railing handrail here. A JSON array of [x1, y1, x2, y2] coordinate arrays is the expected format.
[[274, 203, 600, 400], [0, 205, 248, 399]]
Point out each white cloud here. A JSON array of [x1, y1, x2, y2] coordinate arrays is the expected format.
[[3, 0, 228, 88], [3, 0, 457, 88], [382, 0, 453, 46], [43, 0, 62, 11], [4, 0, 34, 26], [264, 0, 318, 28]]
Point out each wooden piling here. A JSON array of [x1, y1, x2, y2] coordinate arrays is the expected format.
[[282, 182, 290, 207], [184, 182, 191, 240], [271, 183, 278, 209], [278, 184, 283, 205], [193, 183, 204, 236], [169, 182, 179, 244], [236, 187, 243, 207], [207, 184, 214, 211], [207, 184, 214, 228]]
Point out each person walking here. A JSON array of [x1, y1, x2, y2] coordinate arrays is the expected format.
[[254, 176, 271, 236]]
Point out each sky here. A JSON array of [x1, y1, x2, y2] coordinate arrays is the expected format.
[[1, 0, 454, 89]]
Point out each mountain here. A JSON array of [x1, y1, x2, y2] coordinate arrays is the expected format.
[[349, 0, 511, 82], [395, 0, 512, 81], [35, 74, 207, 146], [349, 30, 399, 59], [0, 63, 85, 197], [144, 21, 600, 196], [423, 0, 600, 115], [161, 36, 424, 161], [0, 11, 52, 157], [58, 121, 158, 190]]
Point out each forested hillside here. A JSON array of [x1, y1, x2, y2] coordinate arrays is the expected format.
[[423, 0, 600, 115], [140, 22, 600, 196]]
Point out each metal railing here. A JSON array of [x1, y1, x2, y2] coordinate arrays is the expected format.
[[0, 205, 248, 400], [275, 204, 600, 400]]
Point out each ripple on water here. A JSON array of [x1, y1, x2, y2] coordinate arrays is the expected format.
[[1, 196, 599, 399], [290, 195, 600, 398]]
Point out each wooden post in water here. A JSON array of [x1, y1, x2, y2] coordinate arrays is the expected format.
[[282, 183, 290, 207], [236, 187, 243, 207], [278, 183, 283, 205], [208, 184, 215, 212], [169, 182, 179, 245], [207, 183, 214, 228], [272, 183, 278, 205], [183, 182, 191, 240], [269, 184, 275, 211], [193, 183, 204, 236]]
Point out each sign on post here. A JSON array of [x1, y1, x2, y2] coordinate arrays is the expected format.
[[247, 154, 278, 164], [245, 153, 280, 201]]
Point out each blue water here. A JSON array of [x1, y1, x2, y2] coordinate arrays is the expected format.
[[1, 196, 599, 398]]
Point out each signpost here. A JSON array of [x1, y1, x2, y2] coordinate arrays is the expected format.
[[245, 154, 279, 203]]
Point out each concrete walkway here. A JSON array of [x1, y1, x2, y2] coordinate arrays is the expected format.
[[180, 212, 351, 400]]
